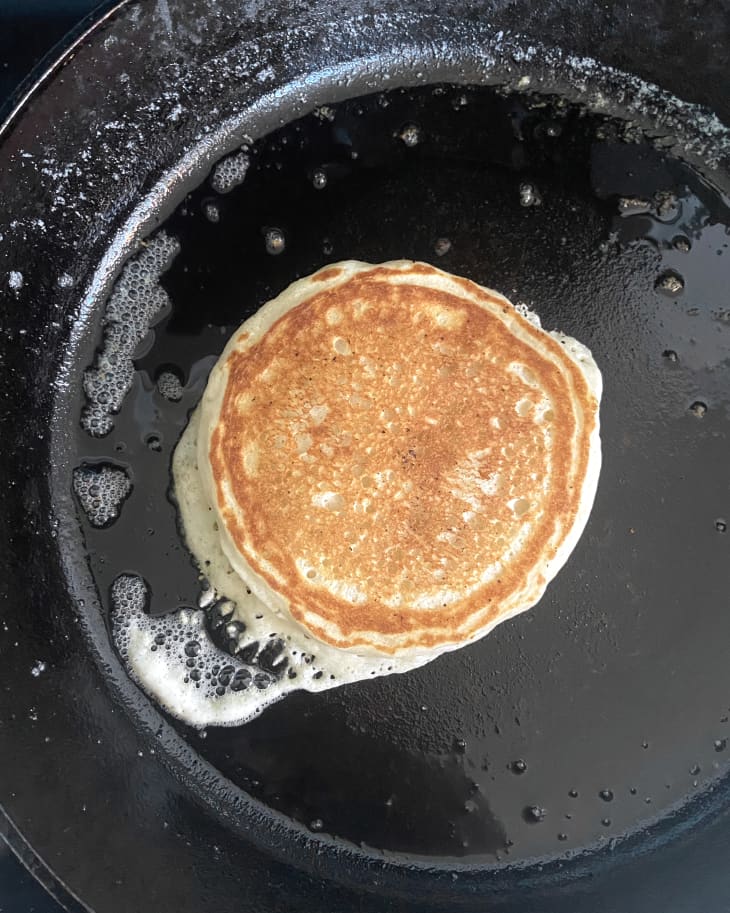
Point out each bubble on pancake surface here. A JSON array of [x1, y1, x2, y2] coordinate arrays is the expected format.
[[81, 231, 180, 437], [73, 463, 132, 528], [210, 151, 250, 194]]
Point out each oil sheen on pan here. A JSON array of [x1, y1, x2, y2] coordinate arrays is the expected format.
[[68, 80, 730, 863]]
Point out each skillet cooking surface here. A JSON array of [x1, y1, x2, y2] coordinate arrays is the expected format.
[[75, 82, 730, 863], [2, 1, 730, 911]]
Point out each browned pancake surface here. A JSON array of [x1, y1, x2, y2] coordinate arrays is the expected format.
[[206, 263, 597, 653]]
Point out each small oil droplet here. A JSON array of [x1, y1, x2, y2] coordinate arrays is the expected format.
[[311, 169, 328, 190], [519, 182, 542, 207], [523, 805, 545, 823], [398, 123, 421, 147], [511, 759, 528, 775], [655, 270, 684, 296], [203, 201, 220, 223], [599, 789, 614, 802], [264, 228, 286, 255], [654, 190, 679, 220], [689, 401, 707, 418]]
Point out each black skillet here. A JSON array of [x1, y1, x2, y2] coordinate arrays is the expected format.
[[2, 1, 730, 910]]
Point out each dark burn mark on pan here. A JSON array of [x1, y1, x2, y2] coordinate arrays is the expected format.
[[72, 83, 730, 863]]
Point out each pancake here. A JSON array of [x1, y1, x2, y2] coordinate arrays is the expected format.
[[187, 260, 601, 661]]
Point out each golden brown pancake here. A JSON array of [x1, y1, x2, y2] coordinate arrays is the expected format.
[[196, 260, 602, 657]]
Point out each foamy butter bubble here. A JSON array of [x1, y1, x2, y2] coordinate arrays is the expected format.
[[111, 409, 431, 728], [549, 330, 603, 393], [73, 463, 132, 528], [111, 575, 281, 728], [210, 151, 250, 194], [156, 370, 183, 402], [514, 302, 542, 329], [313, 105, 336, 122], [81, 232, 180, 437]]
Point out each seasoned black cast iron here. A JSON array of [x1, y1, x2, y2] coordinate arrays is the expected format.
[[1, 1, 730, 911]]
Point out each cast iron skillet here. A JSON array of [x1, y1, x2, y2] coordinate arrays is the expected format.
[[1, 1, 730, 911]]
